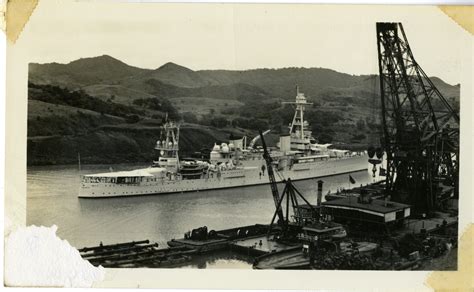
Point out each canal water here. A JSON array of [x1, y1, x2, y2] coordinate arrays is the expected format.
[[27, 163, 380, 268]]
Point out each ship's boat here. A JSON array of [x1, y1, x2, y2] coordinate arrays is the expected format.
[[79, 88, 369, 198]]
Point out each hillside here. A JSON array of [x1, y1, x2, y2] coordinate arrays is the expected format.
[[27, 83, 253, 165], [147, 62, 214, 88], [27, 122, 248, 166], [27, 55, 460, 165], [198, 67, 364, 100], [29, 55, 151, 89], [29, 55, 460, 103]]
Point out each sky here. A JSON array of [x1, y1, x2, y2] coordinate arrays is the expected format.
[[17, 1, 471, 85]]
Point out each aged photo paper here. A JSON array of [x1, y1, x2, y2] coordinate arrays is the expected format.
[[2, 0, 473, 290]]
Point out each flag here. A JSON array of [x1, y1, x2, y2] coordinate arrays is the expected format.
[[379, 167, 387, 176], [349, 175, 356, 184]]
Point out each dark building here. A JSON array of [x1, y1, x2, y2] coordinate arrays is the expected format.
[[321, 197, 411, 232]]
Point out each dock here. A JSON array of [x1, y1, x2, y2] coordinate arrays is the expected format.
[[168, 238, 228, 252], [166, 224, 272, 252], [79, 210, 457, 270], [79, 240, 197, 268]]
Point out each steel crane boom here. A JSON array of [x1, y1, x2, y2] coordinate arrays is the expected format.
[[376, 22, 459, 212], [259, 130, 285, 225]]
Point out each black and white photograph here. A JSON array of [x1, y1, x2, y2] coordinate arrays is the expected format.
[[3, 0, 472, 289]]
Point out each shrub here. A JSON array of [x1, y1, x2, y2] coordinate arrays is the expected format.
[[125, 114, 140, 124], [318, 133, 333, 144], [210, 116, 228, 128]]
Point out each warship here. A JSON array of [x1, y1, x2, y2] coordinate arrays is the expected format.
[[79, 89, 368, 198]]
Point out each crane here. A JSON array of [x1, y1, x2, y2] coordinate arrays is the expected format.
[[376, 22, 459, 213], [259, 130, 285, 225], [259, 130, 317, 236]]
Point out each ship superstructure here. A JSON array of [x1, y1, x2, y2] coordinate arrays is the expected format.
[[79, 89, 368, 198], [154, 120, 180, 173]]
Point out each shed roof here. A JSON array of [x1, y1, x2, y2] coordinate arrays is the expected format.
[[322, 197, 410, 214]]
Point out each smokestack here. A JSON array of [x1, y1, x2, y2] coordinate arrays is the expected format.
[[317, 180, 323, 206]]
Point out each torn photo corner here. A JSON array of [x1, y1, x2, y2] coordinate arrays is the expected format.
[[3, 0, 473, 290]]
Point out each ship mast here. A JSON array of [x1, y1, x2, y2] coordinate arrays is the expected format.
[[282, 86, 313, 151]]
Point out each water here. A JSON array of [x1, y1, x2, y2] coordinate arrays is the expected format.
[[27, 163, 379, 268]]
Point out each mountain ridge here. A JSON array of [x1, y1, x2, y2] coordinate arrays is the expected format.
[[29, 55, 460, 100]]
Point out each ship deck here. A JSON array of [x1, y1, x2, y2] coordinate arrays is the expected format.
[[230, 235, 301, 256]]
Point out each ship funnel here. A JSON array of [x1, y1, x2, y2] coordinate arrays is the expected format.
[[317, 180, 323, 206]]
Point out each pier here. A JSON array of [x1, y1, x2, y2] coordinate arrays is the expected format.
[[79, 208, 457, 270], [79, 241, 197, 268]]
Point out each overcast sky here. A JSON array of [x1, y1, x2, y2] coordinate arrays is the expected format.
[[18, 1, 470, 85]]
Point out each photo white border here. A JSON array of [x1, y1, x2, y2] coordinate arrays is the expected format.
[[2, 0, 472, 291]]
